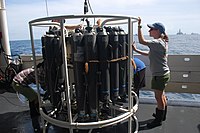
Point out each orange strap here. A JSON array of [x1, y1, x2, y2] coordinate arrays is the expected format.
[[85, 62, 89, 74]]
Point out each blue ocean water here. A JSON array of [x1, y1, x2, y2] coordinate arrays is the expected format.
[[9, 34, 200, 105], [133, 34, 200, 55], [10, 34, 200, 55]]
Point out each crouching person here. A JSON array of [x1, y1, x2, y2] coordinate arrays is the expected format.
[[12, 62, 45, 133]]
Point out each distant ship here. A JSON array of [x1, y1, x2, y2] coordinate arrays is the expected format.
[[177, 29, 183, 35], [191, 32, 199, 35]]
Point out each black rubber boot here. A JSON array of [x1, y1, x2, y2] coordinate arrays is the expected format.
[[29, 101, 41, 133], [163, 106, 167, 121], [147, 108, 164, 129], [152, 106, 167, 121]]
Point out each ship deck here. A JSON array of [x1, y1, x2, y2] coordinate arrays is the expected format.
[[0, 90, 200, 133]]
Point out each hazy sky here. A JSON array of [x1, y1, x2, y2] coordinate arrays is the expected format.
[[4, 0, 200, 40]]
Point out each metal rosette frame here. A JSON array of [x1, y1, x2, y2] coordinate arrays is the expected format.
[[29, 14, 139, 133]]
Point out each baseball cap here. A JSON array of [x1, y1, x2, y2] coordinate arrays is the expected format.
[[147, 22, 165, 34]]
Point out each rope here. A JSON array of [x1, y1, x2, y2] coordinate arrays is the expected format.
[[86, 56, 129, 63], [109, 56, 128, 63]]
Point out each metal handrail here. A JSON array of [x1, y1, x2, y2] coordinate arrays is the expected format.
[[29, 14, 139, 133]]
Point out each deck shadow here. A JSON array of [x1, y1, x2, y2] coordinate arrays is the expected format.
[[138, 119, 154, 131]]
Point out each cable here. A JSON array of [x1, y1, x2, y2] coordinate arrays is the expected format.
[[45, 0, 49, 16], [16, 92, 29, 105], [87, 0, 96, 27], [88, 0, 94, 14]]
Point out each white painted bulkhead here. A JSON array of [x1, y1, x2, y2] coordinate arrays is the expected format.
[[0, 0, 11, 69]]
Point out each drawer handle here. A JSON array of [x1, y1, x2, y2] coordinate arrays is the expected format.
[[184, 58, 190, 62], [183, 74, 189, 78], [181, 85, 187, 89]]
